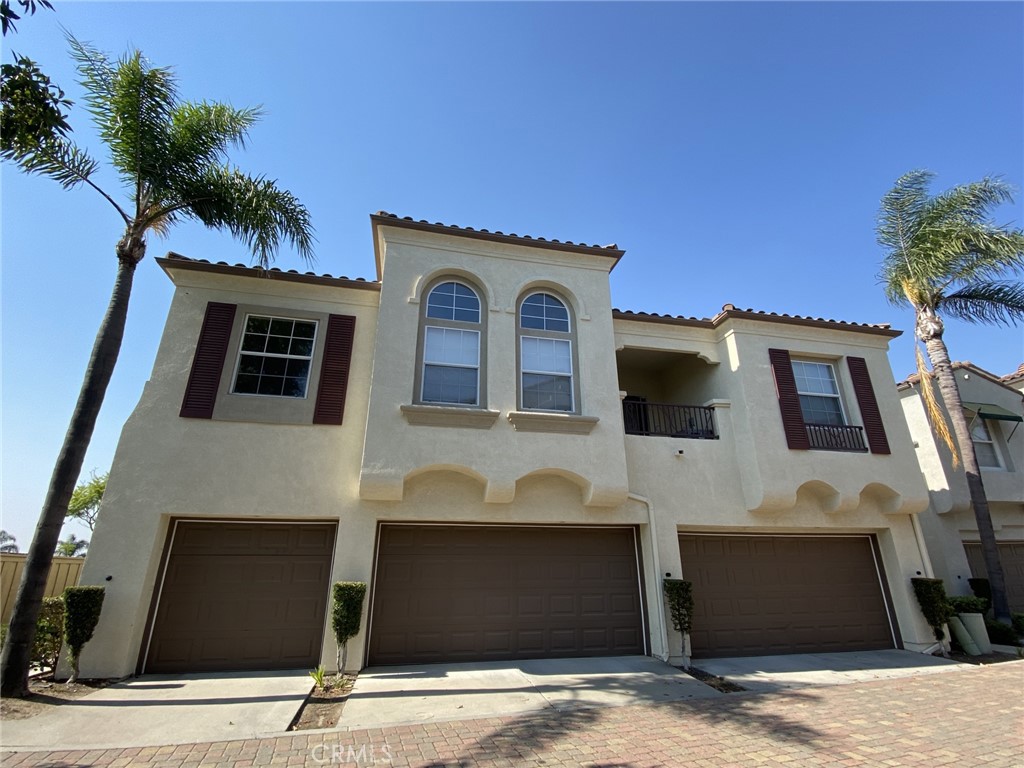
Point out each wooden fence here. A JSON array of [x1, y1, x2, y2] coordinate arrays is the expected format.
[[1, 554, 84, 625]]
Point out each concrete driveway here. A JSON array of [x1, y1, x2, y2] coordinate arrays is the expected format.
[[694, 649, 966, 692], [1, 669, 312, 750], [339, 655, 721, 729]]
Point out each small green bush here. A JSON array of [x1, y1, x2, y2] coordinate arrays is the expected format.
[[331, 582, 367, 672], [968, 578, 992, 614], [32, 597, 65, 672], [949, 595, 989, 615], [63, 585, 104, 680], [984, 619, 1022, 647], [1012, 613, 1024, 637], [663, 579, 695, 635], [911, 578, 953, 641]]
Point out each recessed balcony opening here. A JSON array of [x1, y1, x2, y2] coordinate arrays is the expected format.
[[616, 349, 720, 439]]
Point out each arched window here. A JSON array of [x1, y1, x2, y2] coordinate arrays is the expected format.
[[517, 291, 577, 412], [416, 280, 484, 406]]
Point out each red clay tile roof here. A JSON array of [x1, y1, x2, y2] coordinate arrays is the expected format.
[[158, 252, 380, 290], [613, 303, 900, 337]]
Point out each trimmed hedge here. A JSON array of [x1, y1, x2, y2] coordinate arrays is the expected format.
[[332, 582, 367, 672], [911, 578, 953, 641], [985, 619, 1021, 647], [33, 597, 65, 672], [63, 586, 104, 680], [968, 577, 991, 613], [663, 579, 694, 635], [949, 595, 989, 615]]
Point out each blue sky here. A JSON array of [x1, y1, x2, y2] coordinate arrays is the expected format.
[[2, 1, 1022, 546]]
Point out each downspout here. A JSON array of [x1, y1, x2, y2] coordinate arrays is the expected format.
[[628, 492, 670, 662]]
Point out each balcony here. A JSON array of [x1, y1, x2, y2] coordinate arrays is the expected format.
[[805, 423, 867, 452], [623, 400, 717, 439]]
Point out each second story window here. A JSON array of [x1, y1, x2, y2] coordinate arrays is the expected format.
[[232, 315, 317, 398], [969, 417, 1001, 468], [518, 292, 576, 412], [792, 361, 846, 426], [418, 281, 483, 406]]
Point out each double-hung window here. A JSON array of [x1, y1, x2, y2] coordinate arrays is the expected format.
[[419, 281, 482, 406], [969, 417, 1001, 468], [519, 292, 575, 412], [232, 315, 317, 398], [792, 360, 846, 426]]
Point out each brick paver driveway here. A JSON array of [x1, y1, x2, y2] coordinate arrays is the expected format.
[[4, 661, 1022, 767]]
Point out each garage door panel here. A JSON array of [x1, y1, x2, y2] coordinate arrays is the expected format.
[[146, 522, 334, 673], [679, 534, 893, 658], [369, 526, 644, 665]]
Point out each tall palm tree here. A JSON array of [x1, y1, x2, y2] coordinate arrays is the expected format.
[[877, 170, 1024, 625], [0, 38, 314, 696]]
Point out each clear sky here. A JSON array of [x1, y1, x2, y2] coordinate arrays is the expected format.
[[2, 1, 1022, 547]]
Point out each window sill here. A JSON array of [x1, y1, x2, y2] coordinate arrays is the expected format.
[[507, 411, 599, 434], [401, 404, 499, 429]]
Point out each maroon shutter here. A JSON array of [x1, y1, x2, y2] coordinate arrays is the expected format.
[[769, 348, 810, 450], [313, 314, 356, 425], [847, 357, 891, 455], [180, 302, 237, 419]]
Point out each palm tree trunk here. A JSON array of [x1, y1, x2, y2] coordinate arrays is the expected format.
[[0, 245, 140, 697], [920, 316, 1012, 624]]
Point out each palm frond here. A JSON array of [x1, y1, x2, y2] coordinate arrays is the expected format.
[[939, 281, 1024, 325], [915, 345, 958, 467], [154, 102, 262, 198], [876, 170, 934, 306], [9, 136, 97, 188], [66, 34, 115, 119], [165, 166, 315, 266]]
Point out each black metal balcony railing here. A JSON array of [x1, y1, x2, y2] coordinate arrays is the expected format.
[[623, 401, 717, 439], [805, 423, 868, 452]]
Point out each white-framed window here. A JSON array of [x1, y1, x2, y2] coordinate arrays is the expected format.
[[969, 417, 1001, 468], [519, 292, 575, 412], [232, 315, 318, 398], [419, 281, 482, 406], [792, 360, 846, 426]]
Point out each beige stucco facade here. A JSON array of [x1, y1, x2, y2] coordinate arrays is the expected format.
[[76, 215, 939, 679], [899, 363, 1024, 598]]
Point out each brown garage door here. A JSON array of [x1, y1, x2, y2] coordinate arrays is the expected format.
[[369, 525, 645, 665], [679, 534, 895, 658], [144, 521, 335, 673], [964, 541, 1024, 612]]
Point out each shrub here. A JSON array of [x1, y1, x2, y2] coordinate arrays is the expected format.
[[63, 585, 104, 681], [968, 578, 992, 613], [911, 578, 953, 641], [663, 579, 695, 635], [1012, 613, 1024, 637], [949, 595, 989, 615], [331, 582, 367, 673], [984, 619, 1022, 647], [32, 597, 65, 672]]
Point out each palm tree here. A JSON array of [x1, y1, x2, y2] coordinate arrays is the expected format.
[[55, 533, 88, 557], [877, 170, 1024, 625], [0, 530, 18, 554], [0, 38, 314, 697]]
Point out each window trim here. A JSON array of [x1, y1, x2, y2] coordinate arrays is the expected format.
[[413, 278, 487, 408], [229, 313, 319, 400], [516, 290, 580, 414]]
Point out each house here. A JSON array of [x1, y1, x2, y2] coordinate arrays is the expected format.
[[898, 362, 1024, 611], [75, 213, 937, 678]]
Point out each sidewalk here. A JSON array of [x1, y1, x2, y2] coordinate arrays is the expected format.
[[3, 661, 1023, 767]]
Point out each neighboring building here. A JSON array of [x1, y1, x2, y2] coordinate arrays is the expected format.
[[75, 213, 937, 678], [899, 362, 1024, 611]]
